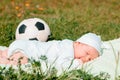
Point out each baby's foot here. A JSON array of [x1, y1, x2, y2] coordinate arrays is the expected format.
[[1, 49, 8, 57], [0, 49, 9, 64]]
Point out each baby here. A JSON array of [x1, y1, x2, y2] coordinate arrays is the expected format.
[[0, 33, 102, 67]]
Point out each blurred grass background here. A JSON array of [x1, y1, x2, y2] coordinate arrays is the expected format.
[[0, 0, 120, 46]]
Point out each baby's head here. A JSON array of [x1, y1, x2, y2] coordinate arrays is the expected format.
[[74, 33, 102, 63], [76, 33, 102, 55]]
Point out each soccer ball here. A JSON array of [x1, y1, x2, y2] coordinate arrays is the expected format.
[[15, 18, 51, 42]]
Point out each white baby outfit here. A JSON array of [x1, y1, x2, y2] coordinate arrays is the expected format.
[[7, 33, 101, 75], [8, 39, 81, 75]]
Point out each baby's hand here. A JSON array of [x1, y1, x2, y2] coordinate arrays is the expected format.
[[9, 51, 28, 65]]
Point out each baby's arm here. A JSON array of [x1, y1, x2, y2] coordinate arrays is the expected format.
[[0, 49, 28, 65]]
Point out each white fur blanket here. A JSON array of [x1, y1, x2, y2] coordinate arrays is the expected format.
[[0, 38, 120, 80]]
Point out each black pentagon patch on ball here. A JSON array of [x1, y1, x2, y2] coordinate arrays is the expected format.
[[35, 22, 45, 30], [19, 24, 27, 34]]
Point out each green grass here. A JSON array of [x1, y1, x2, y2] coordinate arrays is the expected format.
[[0, 0, 120, 79], [0, 58, 110, 80]]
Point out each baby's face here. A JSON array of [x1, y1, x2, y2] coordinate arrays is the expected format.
[[74, 42, 99, 63]]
